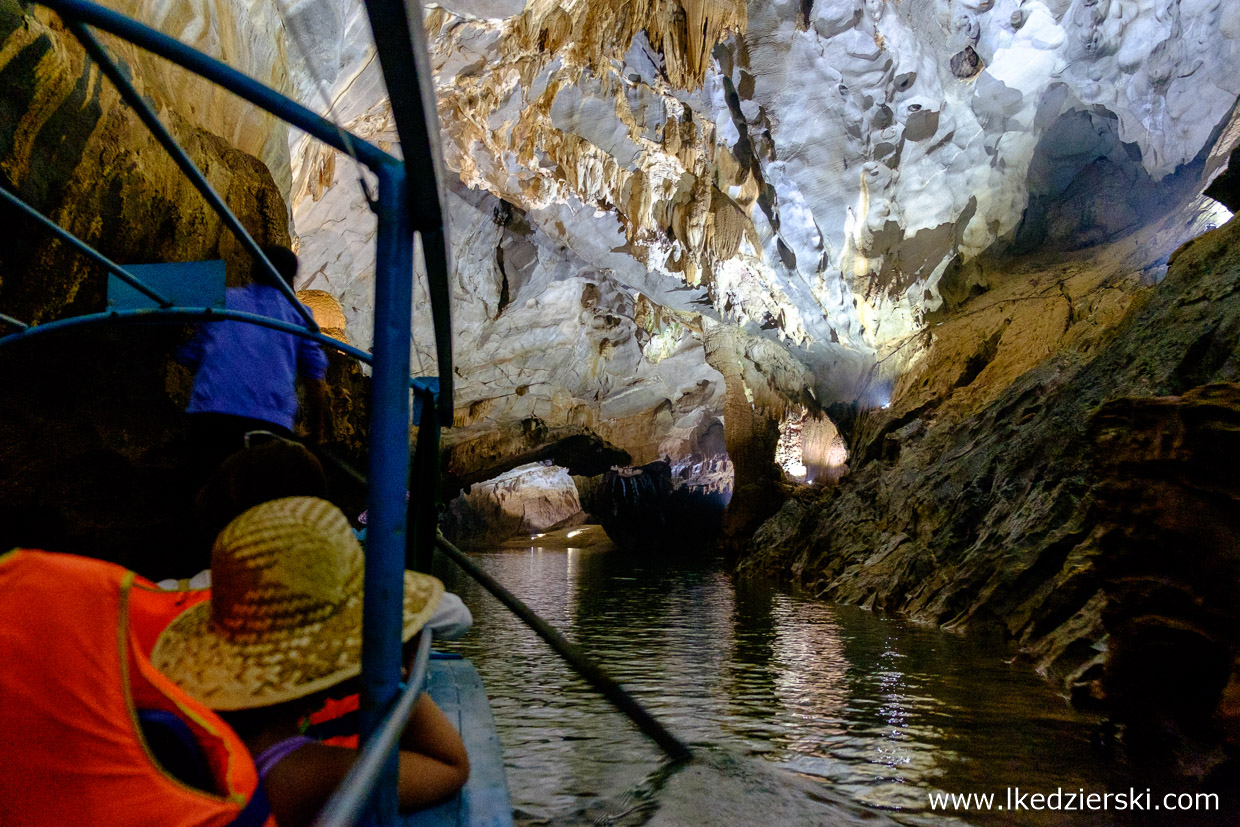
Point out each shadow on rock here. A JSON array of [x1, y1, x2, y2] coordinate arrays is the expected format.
[[590, 459, 727, 555]]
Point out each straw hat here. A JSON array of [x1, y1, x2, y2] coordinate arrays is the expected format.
[[152, 497, 443, 711]]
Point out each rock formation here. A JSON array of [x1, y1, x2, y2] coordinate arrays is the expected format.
[[278, 0, 1240, 547], [442, 461, 583, 549], [736, 212, 1240, 773], [590, 457, 728, 554], [1089, 383, 1240, 778]]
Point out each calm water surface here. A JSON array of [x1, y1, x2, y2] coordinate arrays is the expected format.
[[432, 529, 1207, 825]]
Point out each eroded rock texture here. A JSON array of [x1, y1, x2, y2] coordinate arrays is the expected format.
[[442, 461, 583, 549], [1089, 384, 1240, 776], [277, 0, 1240, 544]]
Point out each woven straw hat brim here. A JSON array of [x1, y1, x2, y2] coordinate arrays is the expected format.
[[151, 570, 443, 711]]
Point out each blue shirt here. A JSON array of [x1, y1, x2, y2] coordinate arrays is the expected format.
[[180, 284, 328, 429]]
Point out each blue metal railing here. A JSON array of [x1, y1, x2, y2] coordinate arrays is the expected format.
[[3, 2, 453, 824], [359, 159, 416, 824]]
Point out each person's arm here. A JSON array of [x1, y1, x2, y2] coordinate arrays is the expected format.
[[395, 693, 470, 809], [177, 326, 205, 369], [297, 333, 329, 444], [260, 695, 468, 827]]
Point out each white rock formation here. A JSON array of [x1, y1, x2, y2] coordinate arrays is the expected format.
[[442, 461, 583, 547], [105, 0, 1240, 476]]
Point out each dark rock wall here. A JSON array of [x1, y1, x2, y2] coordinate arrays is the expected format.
[[591, 459, 726, 554], [1089, 384, 1240, 776], [0, 4, 292, 321]]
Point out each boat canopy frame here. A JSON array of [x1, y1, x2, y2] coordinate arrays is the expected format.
[[0, 2, 452, 823]]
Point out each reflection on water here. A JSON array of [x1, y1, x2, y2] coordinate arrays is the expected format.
[[431, 535, 1157, 825]]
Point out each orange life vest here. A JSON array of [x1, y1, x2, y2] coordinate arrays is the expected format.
[[0, 549, 274, 827]]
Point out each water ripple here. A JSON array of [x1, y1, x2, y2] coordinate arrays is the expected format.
[[433, 545, 1136, 825]]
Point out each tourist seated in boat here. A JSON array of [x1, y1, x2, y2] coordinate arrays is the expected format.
[[151, 496, 471, 827], [0, 548, 270, 825], [180, 433, 330, 571], [162, 436, 473, 640]]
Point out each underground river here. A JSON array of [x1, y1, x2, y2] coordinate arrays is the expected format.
[[431, 525, 1198, 825]]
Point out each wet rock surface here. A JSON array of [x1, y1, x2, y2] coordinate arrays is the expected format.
[[1089, 384, 1240, 778], [590, 459, 727, 554], [442, 462, 584, 550], [738, 215, 1240, 765]]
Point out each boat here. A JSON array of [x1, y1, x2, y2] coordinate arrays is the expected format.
[[0, 2, 688, 824]]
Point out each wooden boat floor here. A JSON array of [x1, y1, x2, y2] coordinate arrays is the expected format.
[[404, 656, 513, 827]]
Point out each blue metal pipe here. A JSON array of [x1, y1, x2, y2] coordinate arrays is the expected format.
[[36, 0, 395, 171], [0, 307, 368, 361], [358, 162, 414, 826], [0, 185, 173, 309], [67, 22, 316, 332], [361, 0, 454, 425], [0, 313, 28, 330]]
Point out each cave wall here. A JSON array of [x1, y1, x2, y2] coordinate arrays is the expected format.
[[0, 3, 292, 323], [3, 0, 1240, 623], [1089, 384, 1240, 773], [737, 213, 1240, 737], [276, 0, 1240, 512]]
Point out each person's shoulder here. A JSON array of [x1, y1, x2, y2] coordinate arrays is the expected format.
[[223, 282, 265, 309], [246, 283, 302, 317]]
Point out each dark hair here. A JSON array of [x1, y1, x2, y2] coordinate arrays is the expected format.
[[258, 245, 299, 288], [194, 440, 328, 547]]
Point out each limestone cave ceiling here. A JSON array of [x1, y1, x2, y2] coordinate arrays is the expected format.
[[36, 0, 1240, 469]]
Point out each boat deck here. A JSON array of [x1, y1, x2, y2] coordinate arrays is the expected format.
[[406, 656, 513, 827]]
